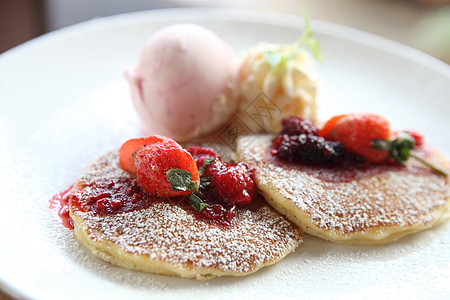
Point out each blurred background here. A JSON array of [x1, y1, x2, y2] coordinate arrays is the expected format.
[[0, 0, 449, 63]]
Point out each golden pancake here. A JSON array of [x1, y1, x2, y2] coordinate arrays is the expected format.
[[237, 134, 450, 244], [68, 150, 302, 280]]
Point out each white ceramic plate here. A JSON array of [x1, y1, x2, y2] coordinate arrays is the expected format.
[[0, 8, 449, 300]]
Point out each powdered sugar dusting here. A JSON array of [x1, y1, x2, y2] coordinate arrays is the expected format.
[[237, 135, 450, 238], [70, 151, 302, 277], [83, 204, 299, 273]]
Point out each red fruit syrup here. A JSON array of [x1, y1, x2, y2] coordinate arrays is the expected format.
[[48, 185, 74, 230]]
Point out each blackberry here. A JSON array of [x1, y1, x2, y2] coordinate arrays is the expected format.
[[275, 134, 344, 163], [281, 116, 319, 136]]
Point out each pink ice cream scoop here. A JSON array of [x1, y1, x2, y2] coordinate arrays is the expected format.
[[125, 23, 239, 141]]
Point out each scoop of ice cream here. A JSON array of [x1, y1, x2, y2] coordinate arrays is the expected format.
[[238, 42, 319, 133], [125, 24, 238, 141]]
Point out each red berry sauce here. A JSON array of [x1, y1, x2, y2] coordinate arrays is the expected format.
[[187, 145, 257, 225], [48, 185, 74, 230], [50, 146, 258, 230], [200, 204, 236, 226], [268, 146, 433, 183], [55, 176, 257, 230], [69, 178, 158, 216]]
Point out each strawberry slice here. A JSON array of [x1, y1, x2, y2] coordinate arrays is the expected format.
[[119, 135, 177, 173]]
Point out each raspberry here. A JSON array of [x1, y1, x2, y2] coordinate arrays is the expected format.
[[281, 116, 319, 136], [205, 160, 256, 206], [134, 139, 199, 197], [274, 134, 344, 163]]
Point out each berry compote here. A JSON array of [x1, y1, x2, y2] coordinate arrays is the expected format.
[[50, 145, 258, 230], [270, 116, 432, 182]]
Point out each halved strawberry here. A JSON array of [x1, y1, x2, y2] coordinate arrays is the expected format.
[[119, 135, 178, 173], [134, 140, 200, 197]]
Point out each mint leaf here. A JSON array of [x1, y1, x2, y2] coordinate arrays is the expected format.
[[288, 11, 323, 62], [299, 11, 323, 62], [264, 51, 283, 68], [264, 50, 292, 68], [189, 193, 208, 212], [263, 11, 323, 68], [300, 11, 313, 41], [166, 169, 198, 192], [199, 157, 216, 176], [305, 38, 323, 62], [199, 175, 212, 190]]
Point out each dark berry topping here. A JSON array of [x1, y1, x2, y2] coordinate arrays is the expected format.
[[273, 134, 344, 163], [273, 116, 345, 164], [281, 116, 319, 136]]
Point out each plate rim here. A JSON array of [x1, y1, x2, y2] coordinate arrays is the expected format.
[[1, 7, 449, 78]]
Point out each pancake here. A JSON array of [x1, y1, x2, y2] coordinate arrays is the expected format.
[[236, 134, 450, 244], [68, 150, 302, 280]]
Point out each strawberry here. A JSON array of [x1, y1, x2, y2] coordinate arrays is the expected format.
[[119, 135, 176, 173], [320, 114, 447, 176], [393, 130, 424, 147], [133, 140, 200, 197], [321, 113, 391, 163], [318, 114, 347, 138]]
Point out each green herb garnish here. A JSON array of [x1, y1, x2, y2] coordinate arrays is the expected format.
[[263, 51, 292, 68], [166, 168, 209, 212], [199, 157, 216, 176], [263, 11, 323, 69], [293, 11, 323, 62], [372, 132, 448, 177], [166, 168, 198, 192], [188, 193, 208, 212], [199, 176, 212, 190]]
